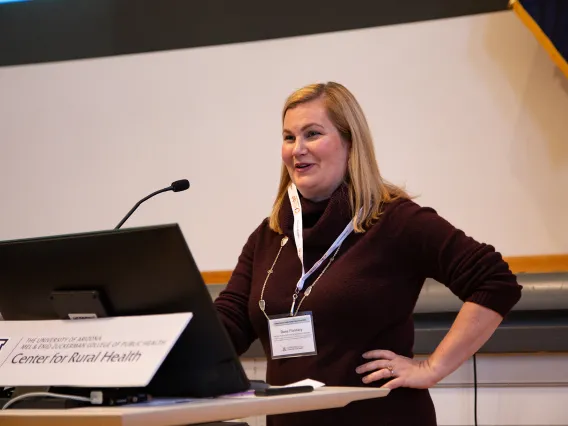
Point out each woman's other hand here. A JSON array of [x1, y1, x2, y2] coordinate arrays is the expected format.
[[355, 349, 441, 390]]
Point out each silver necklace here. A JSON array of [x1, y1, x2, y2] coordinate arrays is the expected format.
[[258, 236, 343, 319]]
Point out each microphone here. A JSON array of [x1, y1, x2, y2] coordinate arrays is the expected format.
[[115, 179, 190, 230]]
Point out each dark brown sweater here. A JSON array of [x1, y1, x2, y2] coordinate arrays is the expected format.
[[214, 184, 522, 426]]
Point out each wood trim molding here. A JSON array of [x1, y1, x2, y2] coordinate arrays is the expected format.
[[201, 270, 234, 285], [200, 254, 568, 285], [505, 254, 568, 275]]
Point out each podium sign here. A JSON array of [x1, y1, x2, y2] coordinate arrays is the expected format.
[[0, 313, 192, 387]]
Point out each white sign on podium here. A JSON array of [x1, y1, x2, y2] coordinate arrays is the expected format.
[[0, 313, 192, 388]]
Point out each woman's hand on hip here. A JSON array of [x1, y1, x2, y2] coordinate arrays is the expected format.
[[355, 349, 441, 390]]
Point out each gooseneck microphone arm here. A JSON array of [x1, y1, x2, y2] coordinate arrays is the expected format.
[[115, 179, 190, 230], [115, 187, 170, 230]]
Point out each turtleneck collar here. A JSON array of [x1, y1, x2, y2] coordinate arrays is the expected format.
[[279, 183, 353, 249]]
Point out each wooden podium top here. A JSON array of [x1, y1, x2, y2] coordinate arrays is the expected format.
[[0, 386, 390, 426]]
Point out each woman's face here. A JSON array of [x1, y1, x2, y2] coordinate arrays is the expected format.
[[282, 99, 349, 201]]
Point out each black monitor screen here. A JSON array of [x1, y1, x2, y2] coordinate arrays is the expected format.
[[0, 224, 250, 398]]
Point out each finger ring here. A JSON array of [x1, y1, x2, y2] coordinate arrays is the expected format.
[[387, 364, 394, 377]]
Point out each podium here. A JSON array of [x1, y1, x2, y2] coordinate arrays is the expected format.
[[0, 227, 390, 425], [0, 386, 390, 426]]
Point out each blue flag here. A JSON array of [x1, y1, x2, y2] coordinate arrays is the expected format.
[[510, 0, 568, 78]]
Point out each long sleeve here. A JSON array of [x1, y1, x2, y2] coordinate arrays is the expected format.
[[214, 222, 264, 355], [389, 199, 522, 317]]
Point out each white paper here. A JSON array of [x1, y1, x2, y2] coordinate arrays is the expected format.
[[283, 378, 325, 389], [0, 313, 192, 388]]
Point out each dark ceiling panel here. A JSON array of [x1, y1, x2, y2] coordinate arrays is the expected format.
[[0, 0, 509, 67]]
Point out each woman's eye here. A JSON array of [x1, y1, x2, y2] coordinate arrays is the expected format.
[[306, 130, 320, 138], [283, 134, 294, 142]]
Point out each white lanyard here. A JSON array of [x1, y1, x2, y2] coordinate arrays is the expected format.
[[287, 183, 355, 293]]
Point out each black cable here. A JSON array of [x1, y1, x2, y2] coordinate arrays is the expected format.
[[473, 353, 478, 426]]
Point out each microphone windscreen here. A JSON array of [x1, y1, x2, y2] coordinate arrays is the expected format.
[[171, 179, 190, 192]]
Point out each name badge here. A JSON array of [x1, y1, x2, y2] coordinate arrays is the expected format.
[[268, 312, 317, 359]]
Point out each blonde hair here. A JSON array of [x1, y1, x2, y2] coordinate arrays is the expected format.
[[269, 81, 409, 234]]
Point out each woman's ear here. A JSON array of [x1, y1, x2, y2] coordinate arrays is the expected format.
[[345, 138, 352, 160]]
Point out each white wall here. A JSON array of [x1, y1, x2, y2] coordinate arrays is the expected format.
[[1, 11, 568, 272], [1, 9, 568, 425]]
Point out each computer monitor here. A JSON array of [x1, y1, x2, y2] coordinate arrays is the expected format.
[[0, 224, 250, 398]]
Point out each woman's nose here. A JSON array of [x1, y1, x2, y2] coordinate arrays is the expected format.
[[292, 138, 307, 156]]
